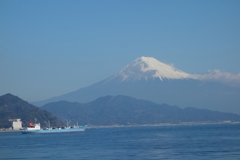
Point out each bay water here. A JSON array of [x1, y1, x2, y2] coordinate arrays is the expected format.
[[1, 123, 240, 159]]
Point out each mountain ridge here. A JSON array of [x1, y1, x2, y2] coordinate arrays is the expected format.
[[32, 57, 240, 114], [41, 95, 240, 126]]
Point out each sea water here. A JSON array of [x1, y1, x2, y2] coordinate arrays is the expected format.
[[1, 124, 240, 159]]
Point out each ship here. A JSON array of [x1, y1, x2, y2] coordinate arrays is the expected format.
[[22, 120, 87, 134]]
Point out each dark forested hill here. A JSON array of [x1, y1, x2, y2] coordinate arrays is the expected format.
[[41, 95, 240, 126], [0, 94, 62, 128]]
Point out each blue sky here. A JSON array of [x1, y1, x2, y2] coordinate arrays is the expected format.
[[1, 0, 240, 101]]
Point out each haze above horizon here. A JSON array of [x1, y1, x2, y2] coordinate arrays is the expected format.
[[1, 0, 240, 101]]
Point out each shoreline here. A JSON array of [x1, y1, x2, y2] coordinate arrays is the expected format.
[[1, 121, 239, 132], [87, 121, 240, 129], [0, 130, 21, 133]]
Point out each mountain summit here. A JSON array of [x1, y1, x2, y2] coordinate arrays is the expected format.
[[109, 57, 190, 81], [32, 56, 240, 114]]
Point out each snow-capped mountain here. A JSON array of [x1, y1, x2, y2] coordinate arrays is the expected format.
[[33, 56, 240, 114], [109, 56, 191, 81], [109, 56, 240, 86]]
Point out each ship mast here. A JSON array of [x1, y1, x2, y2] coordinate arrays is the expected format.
[[66, 119, 71, 127], [44, 120, 51, 128]]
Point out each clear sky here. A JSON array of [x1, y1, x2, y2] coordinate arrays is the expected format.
[[1, 0, 240, 102]]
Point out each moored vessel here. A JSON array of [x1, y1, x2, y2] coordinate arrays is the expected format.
[[22, 121, 86, 134]]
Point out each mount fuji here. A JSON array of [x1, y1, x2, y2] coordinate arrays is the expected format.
[[33, 57, 240, 114], [108, 56, 191, 81]]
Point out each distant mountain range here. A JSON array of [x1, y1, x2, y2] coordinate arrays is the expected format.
[[41, 95, 240, 126], [0, 94, 62, 128], [33, 57, 240, 114]]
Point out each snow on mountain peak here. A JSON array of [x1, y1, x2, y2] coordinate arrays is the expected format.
[[110, 56, 191, 81]]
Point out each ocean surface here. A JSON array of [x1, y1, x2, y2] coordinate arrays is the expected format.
[[1, 123, 240, 160]]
